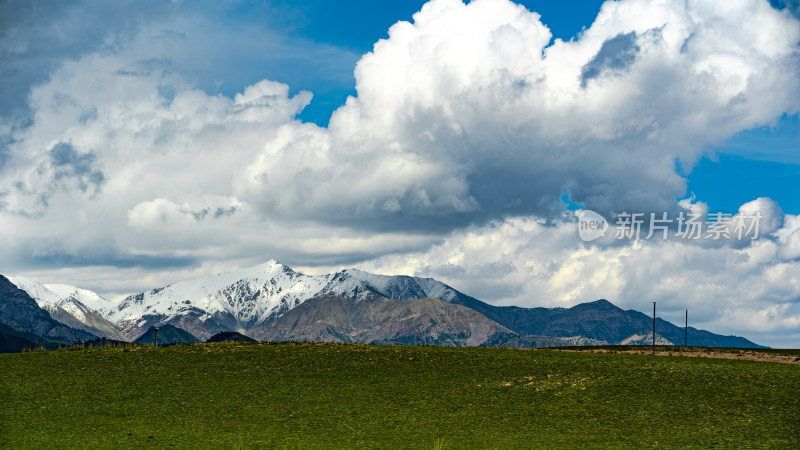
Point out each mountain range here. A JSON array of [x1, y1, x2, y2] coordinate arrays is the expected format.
[[0, 260, 765, 349]]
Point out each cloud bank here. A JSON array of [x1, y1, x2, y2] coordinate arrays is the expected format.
[[241, 0, 799, 224], [359, 199, 800, 348]]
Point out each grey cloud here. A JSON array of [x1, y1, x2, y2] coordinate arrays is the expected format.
[[29, 251, 196, 270], [182, 206, 237, 222], [581, 31, 640, 87], [51, 142, 92, 171], [116, 58, 173, 77], [0, 133, 12, 170], [157, 85, 176, 103], [214, 207, 237, 218], [0, 0, 174, 121], [417, 263, 467, 279], [189, 208, 209, 222], [416, 261, 517, 280], [49, 142, 105, 192]]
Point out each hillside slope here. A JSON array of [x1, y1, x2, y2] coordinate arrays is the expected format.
[[9, 277, 126, 340], [0, 323, 68, 353], [0, 275, 96, 343], [249, 292, 511, 346]]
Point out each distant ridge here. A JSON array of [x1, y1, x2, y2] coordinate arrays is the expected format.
[[0, 323, 68, 353], [133, 324, 199, 346], [500, 299, 765, 348], [206, 331, 256, 343]]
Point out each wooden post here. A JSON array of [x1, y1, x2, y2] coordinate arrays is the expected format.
[[652, 302, 656, 356], [685, 309, 688, 347], [154, 327, 159, 348]]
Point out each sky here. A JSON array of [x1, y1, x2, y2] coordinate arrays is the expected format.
[[1, 0, 800, 347]]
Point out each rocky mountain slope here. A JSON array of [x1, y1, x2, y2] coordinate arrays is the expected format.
[[9, 277, 123, 340], [249, 292, 512, 346], [0, 275, 96, 343]]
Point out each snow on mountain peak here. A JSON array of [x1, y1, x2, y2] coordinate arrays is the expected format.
[[341, 268, 458, 302], [11, 260, 467, 339], [8, 276, 62, 307], [105, 260, 330, 327], [8, 276, 113, 314], [43, 284, 113, 313]]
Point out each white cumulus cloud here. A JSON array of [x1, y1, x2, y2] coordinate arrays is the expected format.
[[240, 0, 800, 225]]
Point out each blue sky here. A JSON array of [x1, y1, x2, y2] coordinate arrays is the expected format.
[[1, 0, 800, 347], [232, 0, 610, 124], [688, 115, 800, 214]]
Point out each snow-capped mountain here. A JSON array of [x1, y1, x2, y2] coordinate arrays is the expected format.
[[5, 260, 765, 347], [9, 276, 123, 340], [105, 260, 462, 340], [10, 277, 114, 315], [0, 275, 97, 343], [108, 261, 328, 339]]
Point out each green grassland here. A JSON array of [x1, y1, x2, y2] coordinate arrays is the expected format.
[[1, 342, 797, 448], [558, 345, 800, 357]]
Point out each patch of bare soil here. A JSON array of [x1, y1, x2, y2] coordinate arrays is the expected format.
[[556, 348, 800, 365]]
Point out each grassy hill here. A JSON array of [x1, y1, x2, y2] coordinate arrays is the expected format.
[[0, 342, 797, 448]]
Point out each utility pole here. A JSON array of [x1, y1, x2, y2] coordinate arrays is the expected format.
[[652, 302, 656, 356], [685, 309, 688, 347], [154, 326, 159, 348]]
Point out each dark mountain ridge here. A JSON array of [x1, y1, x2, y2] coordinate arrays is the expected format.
[[206, 331, 257, 343], [0, 323, 69, 353], [346, 275, 764, 348], [133, 324, 200, 346]]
